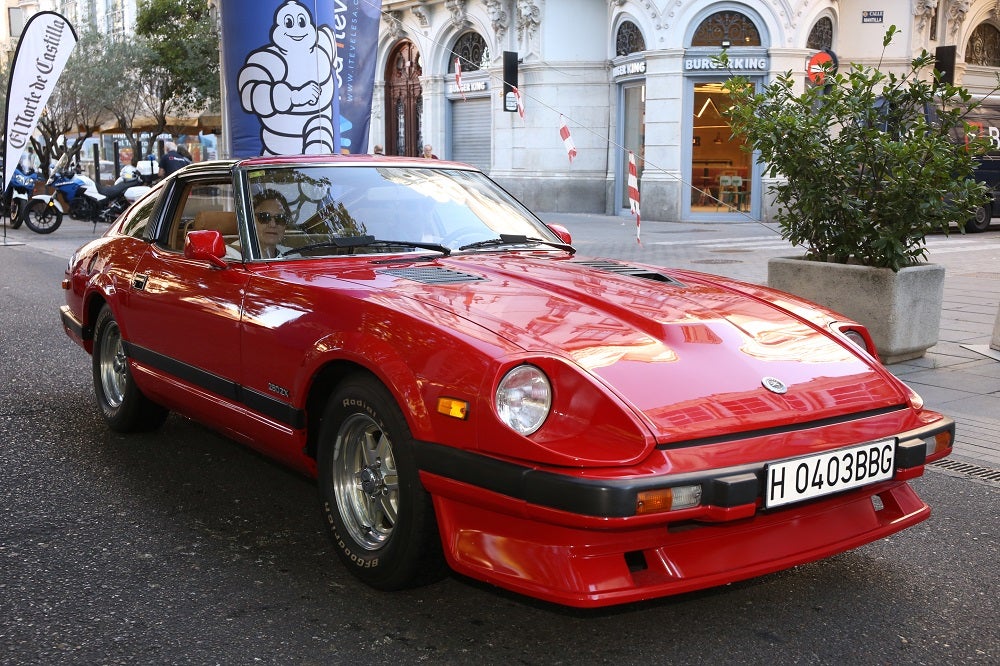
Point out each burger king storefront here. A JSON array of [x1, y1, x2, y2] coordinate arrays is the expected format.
[[684, 51, 766, 220], [611, 6, 776, 223]]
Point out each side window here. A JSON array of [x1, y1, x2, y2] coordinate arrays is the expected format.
[[165, 181, 237, 253], [119, 195, 159, 239]]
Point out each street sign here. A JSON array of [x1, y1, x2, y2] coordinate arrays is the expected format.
[[807, 50, 838, 85]]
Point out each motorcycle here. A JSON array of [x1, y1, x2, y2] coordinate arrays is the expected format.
[[75, 165, 150, 226], [4, 165, 41, 230], [20, 157, 82, 234]]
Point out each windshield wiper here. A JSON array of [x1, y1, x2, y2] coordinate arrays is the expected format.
[[458, 234, 575, 255], [282, 235, 451, 257]]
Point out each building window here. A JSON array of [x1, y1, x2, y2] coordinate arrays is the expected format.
[[616, 21, 645, 56], [8, 8, 24, 37], [449, 32, 489, 72], [691, 11, 761, 47], [967, 23, 1000, 67], [806, 17, 833, 51]]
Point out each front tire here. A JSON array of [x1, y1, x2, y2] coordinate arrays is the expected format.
[[966, 203, 992, 233], [317, 373, 444, 590], [9, 198, 26, 229], [23, 200, 63, 234], [92, 305, 168, 432]]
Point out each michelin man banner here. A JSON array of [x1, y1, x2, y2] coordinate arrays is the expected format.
[[220, 0, 382, 157], [3, 11, 77, 190]]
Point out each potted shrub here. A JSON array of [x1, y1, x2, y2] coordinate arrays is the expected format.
[[723, 26, 996, 363]]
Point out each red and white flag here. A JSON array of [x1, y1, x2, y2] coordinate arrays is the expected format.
[[512, 86, 525, 119], [559, 115, 577, 163], [454, 57, 466, 101], [627, 150, 641, 243]]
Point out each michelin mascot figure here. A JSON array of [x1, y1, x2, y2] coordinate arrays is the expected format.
[[237, 0, 337, 155]]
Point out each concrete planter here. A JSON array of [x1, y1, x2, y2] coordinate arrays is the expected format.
[[768, 257, 945, 364]]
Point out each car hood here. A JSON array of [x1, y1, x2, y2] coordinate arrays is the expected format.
[[310, 254, 908, 442]]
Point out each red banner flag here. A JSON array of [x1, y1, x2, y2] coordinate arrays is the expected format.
[[455, 57, 466, 101], [628, 150, 641, 242], [559, 115, 577, 163]]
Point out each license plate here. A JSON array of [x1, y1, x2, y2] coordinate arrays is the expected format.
[[764, 439, 896, 508]]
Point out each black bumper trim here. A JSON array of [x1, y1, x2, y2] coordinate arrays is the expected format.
[[59, 306, 87, 339], [414, 418, 954, 519]]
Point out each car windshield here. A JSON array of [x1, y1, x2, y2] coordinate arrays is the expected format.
[[241, 164, 560, 259]]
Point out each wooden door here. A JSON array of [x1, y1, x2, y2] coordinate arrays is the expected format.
[[385, 41, 423, 157]]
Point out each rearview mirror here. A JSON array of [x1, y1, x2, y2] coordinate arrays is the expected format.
[[184, 230, 228, 268]]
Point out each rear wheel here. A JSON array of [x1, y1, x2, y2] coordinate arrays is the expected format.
[[92, 305, 168, 432], [966, 203, 992, 233], [24, 200, 63, 234], [317, 373, 444, 590]]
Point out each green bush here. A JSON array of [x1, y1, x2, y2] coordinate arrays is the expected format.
[[723, 26, 995, 271]]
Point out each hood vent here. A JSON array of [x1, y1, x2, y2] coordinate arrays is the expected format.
[[572, 259, 685, 286], [379, 267, 486, 285]]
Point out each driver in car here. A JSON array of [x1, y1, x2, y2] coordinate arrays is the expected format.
[[252, 189, 293, 258]]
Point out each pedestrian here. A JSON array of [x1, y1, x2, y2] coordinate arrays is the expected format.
[[372, 144, 384, 155], [421, 144, 438, 159], [158, 141, 192, 179]]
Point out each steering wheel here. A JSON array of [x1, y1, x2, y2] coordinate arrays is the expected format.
[[440, 226, 488, 248]]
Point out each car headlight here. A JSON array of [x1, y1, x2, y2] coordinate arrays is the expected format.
[[495, 364, 551, 435]]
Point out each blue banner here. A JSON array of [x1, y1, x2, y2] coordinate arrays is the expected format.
[[222, 0, 341, 157], [334, 0, 382, 154], [221, 0, 381, 158]]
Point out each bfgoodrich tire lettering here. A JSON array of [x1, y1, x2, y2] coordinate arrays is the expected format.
[[317, 373, 444, 590], [92, 305, 168, 432]]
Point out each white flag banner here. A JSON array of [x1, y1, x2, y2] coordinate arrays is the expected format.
[[3, 11, 77, 191]]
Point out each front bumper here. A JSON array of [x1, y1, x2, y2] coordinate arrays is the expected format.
[[415, 418, 952, 607]]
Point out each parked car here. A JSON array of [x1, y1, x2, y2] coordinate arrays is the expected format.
[[60, 155, 954, 608], [969, 154, 1000, 232]]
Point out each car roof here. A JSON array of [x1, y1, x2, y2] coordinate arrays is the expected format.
[[191, 154, 480, 171]]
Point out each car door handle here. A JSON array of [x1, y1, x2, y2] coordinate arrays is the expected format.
[[132, 274, 148, 290]]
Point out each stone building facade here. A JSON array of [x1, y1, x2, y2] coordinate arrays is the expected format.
[[375, 0, 1000, 223]]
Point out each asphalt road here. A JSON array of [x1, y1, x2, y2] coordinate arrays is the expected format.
[[1, 237, 997, 665]]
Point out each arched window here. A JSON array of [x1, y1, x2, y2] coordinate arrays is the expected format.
[[691, 11, 761, 47], [967, 23, 1000, 67], [807, 17, 833, 51], [616, 20, 646, 56], [449, 32, 490, 72]]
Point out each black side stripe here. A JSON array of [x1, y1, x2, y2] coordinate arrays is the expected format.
[[122, 341, 305, 429]]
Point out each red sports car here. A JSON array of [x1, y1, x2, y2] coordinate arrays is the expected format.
[[60, 155, 954, 607]]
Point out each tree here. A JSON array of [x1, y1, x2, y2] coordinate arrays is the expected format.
[[723, 26, 997, 271], [102, 37, 156, 166], [30, 30, 116, 176], [135, 0, 220, 137]]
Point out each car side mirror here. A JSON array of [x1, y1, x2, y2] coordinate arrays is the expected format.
[[184, 229, 228, 268], [547, 223, 572, 245]]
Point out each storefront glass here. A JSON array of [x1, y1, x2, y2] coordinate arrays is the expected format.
[[619, 82, 645, 210], [690, 81, 751, 214]]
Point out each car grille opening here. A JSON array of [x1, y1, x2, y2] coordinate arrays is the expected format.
[[572, 259, 685, 286], [378, 267, 486, 284], [625, 550, 648, 572]]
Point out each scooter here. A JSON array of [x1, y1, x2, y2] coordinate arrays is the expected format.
[[4, 166, 41, 230]]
